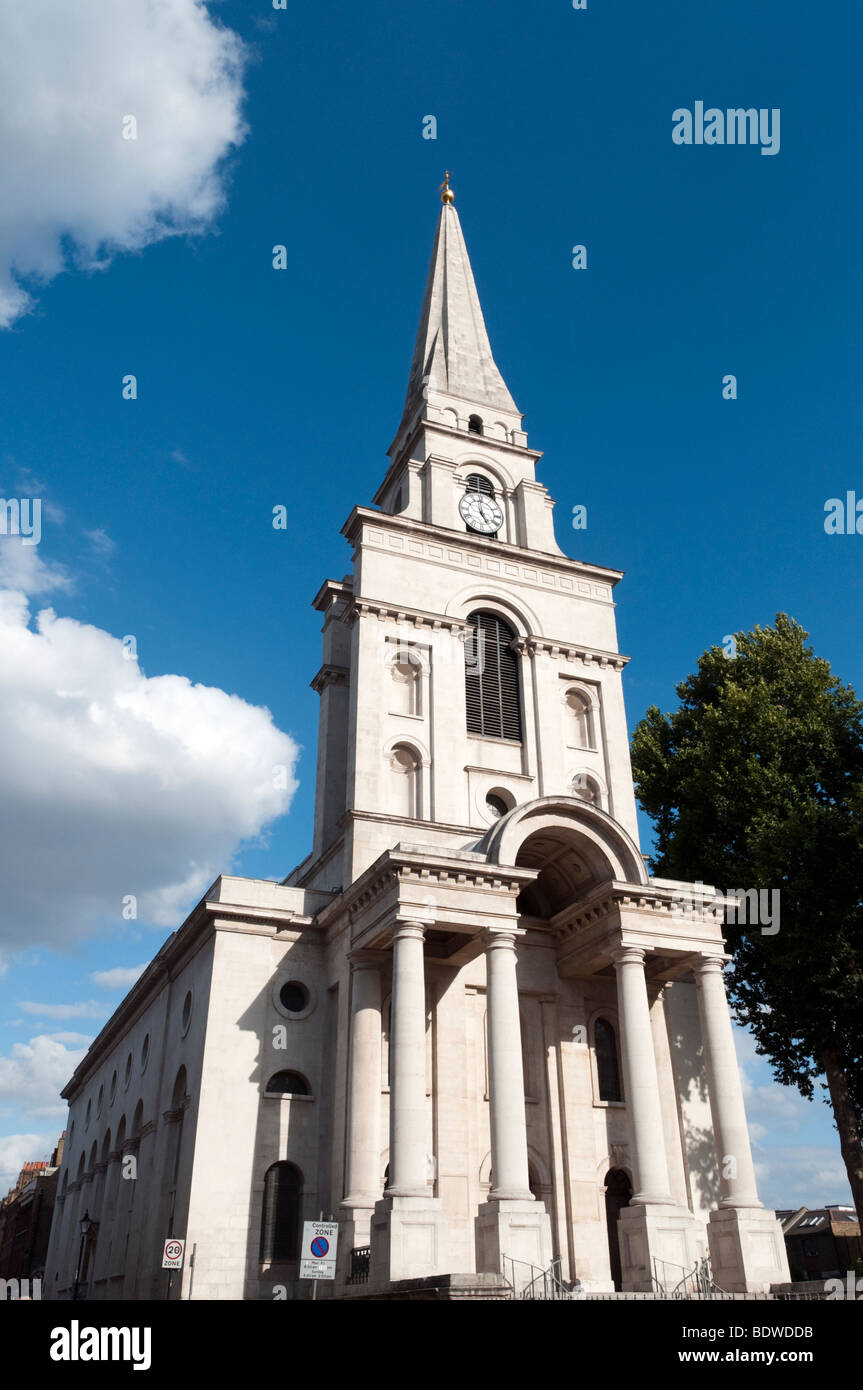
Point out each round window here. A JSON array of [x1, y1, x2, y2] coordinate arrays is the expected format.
[[279, 981, 308, 1014], [109, 1070, 117, 1104], [181, 991, 192, 1035], [96, 1085, 103, 1117], [141, 1034, 150, 1071], [124, 1053, 132, 1089]]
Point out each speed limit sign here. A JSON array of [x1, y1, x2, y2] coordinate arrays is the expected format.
[[162, 1237, 185, 1269]]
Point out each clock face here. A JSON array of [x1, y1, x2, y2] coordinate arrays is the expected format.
[[459, 490, 503, 535]]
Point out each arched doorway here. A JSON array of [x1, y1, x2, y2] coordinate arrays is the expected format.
[[604, 1168, 632, 1291]]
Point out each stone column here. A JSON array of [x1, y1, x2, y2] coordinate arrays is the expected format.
[[342, 951, 383, 1207], [370, 919, 448, 1284], [476, 927, 551, 1283], [693, 955, 761, 1208], [387, 922, 429, 1196], [485, 928, 533, 1200], [693, 954, 790, 1291], [611, 946, 673, 1205], [610, 945, 697, 1291]]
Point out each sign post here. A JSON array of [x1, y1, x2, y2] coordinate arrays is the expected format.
[[162, 1237, 185, 1300], [299, 1220, 338, 1295]]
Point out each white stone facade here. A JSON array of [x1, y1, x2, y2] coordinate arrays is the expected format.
[[44, 193, 789, 1300]]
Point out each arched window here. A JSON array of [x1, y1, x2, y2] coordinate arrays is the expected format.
[[565, 689, 595, 749], [468, 415, 484, 436], [171, 1067, 188, 1111], [465, 611, 522, 741], [389, 743, 421, 818], [260, 1162, 302, 1263], [595, 1018, 622, 1102], [266, 1071, 311, 1096]]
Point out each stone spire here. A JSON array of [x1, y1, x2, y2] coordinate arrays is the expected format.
[[397, 181, 520, 435]]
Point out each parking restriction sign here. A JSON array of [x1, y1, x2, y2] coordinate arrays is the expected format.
[[162, 1238, 185, 1270], [299, 1221, 338, 1279]]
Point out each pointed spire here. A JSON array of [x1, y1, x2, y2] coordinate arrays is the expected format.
[[397, 180, 519, 432]]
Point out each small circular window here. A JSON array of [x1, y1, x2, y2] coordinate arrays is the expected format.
[[96, 1085, 104, 1117], [485, 792, 509, 819], [181, 991, 192, 1035], [279, 981, 308, 1014], [141, 1034, 150, 1072], [272, 976, 315, 1020], [109, 1070, 117, 1104], [124, 1053, 132, 1089], [85, 1099, 92, 1130]]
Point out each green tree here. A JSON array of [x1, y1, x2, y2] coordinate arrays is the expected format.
[[631, 614, 863, 1227]]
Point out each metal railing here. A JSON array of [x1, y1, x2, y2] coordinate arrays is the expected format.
[[346, 1246, 370, 1285], [502, 1255, 577, 1300], [651, 1255, 730, 1299]]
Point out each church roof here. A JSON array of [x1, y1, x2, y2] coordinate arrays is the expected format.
[[398, 192, 520, 429]]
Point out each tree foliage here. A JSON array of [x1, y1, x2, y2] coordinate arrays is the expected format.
[[631, 615, 863, 1218]]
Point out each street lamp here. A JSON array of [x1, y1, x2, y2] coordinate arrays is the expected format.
[[73, 1210, 92, 1302]]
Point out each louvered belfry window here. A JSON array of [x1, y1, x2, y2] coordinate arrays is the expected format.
[[465, 610, 522, 741]]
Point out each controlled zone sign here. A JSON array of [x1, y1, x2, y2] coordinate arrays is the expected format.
[[299, 1221, 339, 1280], [162, 1238, 185, 1270]]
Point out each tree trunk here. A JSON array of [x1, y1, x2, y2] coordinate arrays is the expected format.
[[822, 1050, 863, 1231]]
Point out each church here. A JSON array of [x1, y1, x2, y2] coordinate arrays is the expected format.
[[44, 179, 790, 1300]]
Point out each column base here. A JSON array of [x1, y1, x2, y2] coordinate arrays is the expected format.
[[369, 1194, 449, 1286], [617, 1202, 698, 1292], [476, 1199, 553, 1288], [707, 1206, 791, 1293]]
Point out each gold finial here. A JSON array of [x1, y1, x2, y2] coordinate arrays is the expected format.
[[440, 171, 454, 204]]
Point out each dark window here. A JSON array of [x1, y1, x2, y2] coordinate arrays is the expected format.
[[595, 1018, 622, 1102], [266, 1071, 311, 1096], [279, 981, 309, 1014], [465, 472, 493, 495], [468, 415, 483, 435], [465, 611, 522, 741], [260, 1162, 302, 1263]]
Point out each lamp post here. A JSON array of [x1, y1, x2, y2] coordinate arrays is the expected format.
[[73, 1210, 92, 1302]]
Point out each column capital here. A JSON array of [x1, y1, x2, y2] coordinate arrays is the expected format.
[[692, 954, 729, 978], [610, 944, 645, 968], [392, 918, 430, 944], [482, 925, 525, 951], [347, 949, 383, 971]]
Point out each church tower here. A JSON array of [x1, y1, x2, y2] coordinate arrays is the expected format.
[[288, 179, 790, 1294]]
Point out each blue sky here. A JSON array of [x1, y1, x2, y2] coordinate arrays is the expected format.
[[0, 0, 858, 1209]]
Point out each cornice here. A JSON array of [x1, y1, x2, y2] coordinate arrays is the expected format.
[[310, 664, 350, 693], [341, 507, 624, 590]]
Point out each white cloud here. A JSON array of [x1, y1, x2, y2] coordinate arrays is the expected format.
[[83, 528, 116, 559], [0, 590, 299, 951], [19, 1001, 106, 1021], [0, 0, 247, 328], [0, 1034, 88, 1118], [0, 1132, 59, 1192], [0, 537, 71, 596], [91, 964, 149, 992]]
